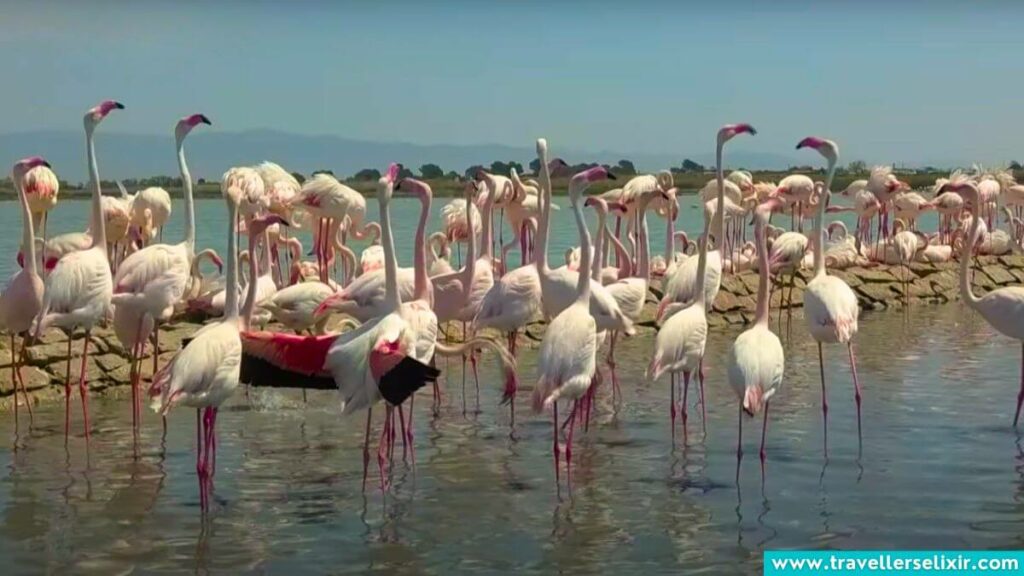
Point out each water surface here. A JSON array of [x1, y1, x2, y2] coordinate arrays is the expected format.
[[0, 305, 1022, 574]]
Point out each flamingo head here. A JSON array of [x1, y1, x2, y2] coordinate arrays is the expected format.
[[378, 163, 401, 204], [175, 113, 211, 141], [395, 177, 433, 201], [796, 136, 839, 164], [717, 123, 757, 145], [607, 201, 628, 215], [12, 156, 50, 180], [576, 165, 616, 184], [753, 197, 785, 223], [369, 331, 407, 382], [547, 157, 570, 177], [84, 100, 124, 129], [583, 196, 608, 212], [248, 214, 290, 238], [210, 253, 225, 274]]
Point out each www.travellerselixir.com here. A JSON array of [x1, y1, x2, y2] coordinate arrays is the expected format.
[[764, 551, 1022, 574]]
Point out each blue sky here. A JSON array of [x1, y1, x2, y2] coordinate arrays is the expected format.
[[1, 0, 1022, 166]]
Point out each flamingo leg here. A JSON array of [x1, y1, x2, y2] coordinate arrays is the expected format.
[[670, 372, 676, 440], [11, 334, 18, 433], [1015, 343, 1024, 428], [78, 332, 92, 441], [362, 407, 373, 490], [377, 406, 390, 491], [849, 343, 863, 445], [818, 342, 828, 458], [607, 333, 619, 401], [736, 403, 743, 485], [553, 401, 561, 488], [681, 371, 690, 430], [398, 404, 408, 461], [64, 335, 72, 443], [15, 336, 34, 428], [566, 399, 577, 490], [407, 394, 416, 465], [760, 401, 771, 479], [470, 350, 480, 414], [699, 358, 707, 435]]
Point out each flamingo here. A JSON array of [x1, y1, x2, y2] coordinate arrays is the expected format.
[[261, 282, 336, 335], [932, 189, 964, 245], [825, 187, 881, 251], [937, 179, 1024, 426], [2, 156, 51, 430], [533, 165, 614, 490], [797, 137, 863, 456], [126, 186, 173, 245], [892, 190, 934, 231], [292, 173, 361, 284], [32, 100, 122, 443], [427, 232, 454, 277], [111, 113, 210, 428], [867, 165, 908, 252], [728, 197, 786, 479], [772, 174, 815, 232], [649, 124, 756, 439], [659, 183, 729, 321], [182, 249, 224, 306], [21, 159, 59, 245]]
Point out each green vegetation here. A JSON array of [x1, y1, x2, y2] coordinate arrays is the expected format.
[[2, 160, 1020, 200]]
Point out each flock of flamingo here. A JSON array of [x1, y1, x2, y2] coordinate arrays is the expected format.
[[2, 100, 1024, 506]]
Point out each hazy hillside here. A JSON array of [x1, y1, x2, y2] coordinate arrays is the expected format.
[[0, 129, 801, 182]]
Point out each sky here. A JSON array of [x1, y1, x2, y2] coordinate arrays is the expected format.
[[1, 0, 1023, 167]]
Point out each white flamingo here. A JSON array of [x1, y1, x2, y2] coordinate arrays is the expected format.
[[33, 100, 123, 443]]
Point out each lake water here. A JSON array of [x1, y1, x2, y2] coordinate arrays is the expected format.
[[0, 304, 1022, 574]]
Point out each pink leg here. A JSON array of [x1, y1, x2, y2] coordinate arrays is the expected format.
[[398, 404, 408, 461], [849, 343, 863, 443], [362, 407, 373, 490], [78, 333, 91, 442], [11, 335, 18, 433], [670, 372, 676, 441], [760, 401, 771, 478], [553, 401, 561, 488], [681, 371, 691, 431], [736, 403, 744, 485], [407, 394, 416, 465], [698, 358, 708, 435], [14, 337, 34, 428], [210, 408, 218, 478], [377, 407, 389, 491], [1015, 344, 1024, 428], [566, 399, 577, 490], [607, 333, 620, 401], [818, 342, 828, 458], [64, 336, 72, 444], [470, 351, 480, 413]]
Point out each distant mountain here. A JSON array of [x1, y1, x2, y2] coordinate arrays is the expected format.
[[0, 129, 802, 182]]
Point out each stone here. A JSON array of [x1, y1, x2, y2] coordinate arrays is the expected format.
[[739, 272, 761, 294], [724, 312, 744, 325], [93, 353, 128, 373], [929, 270, 959, 293], [707, 314, 727, 328], [851, 267, 897, 283], [720, 274, 749, 296], [712, 291, 743, 313], [829, 269, 862, 288], [736, 295, 757, 313], [982, 265, 1016, 286], [971, 269, 995, 290], [908, 262, 938, 276], [25, 340, 77, 366], [1010, 268, 1024, 284], [999, 255, 1024, 268], [908, 278, 935, 298], [855, 283, 898, 303]]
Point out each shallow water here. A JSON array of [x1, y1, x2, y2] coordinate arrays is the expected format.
[[0, 305, 1022, 574]]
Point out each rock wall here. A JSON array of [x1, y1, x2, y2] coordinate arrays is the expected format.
[[2, 256, 1022, 412]]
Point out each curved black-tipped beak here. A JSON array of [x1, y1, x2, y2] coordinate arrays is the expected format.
[[200, 114, 212, 125], [606, 172, 617, 180], [41, 160, 51, 168], [114, 102, 125, 109]]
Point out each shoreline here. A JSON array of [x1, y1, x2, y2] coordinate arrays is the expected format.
[[1, 256, 1017, 412]]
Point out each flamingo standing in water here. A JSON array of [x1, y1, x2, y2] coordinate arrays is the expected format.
[[533, 165, 614, 490], [939, 179, 1024, 426], [728, 197, 786, 480], [796, 136, 863, 456], [33, 100, 122, 443], [2, 156, 52, 430], [111, 113, 210, 430], [649, 123, 756, 439]]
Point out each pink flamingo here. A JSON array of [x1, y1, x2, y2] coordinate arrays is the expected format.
[[797, 136, 863, 456], [533, 165, 614, 491], [111, 113, 209, 430], [940, 179, 1024, 426], [21, 159, 59, 246], [2, 156, 51, 430], [243, 165, 441, 490], [33, 100, 123, 443], [650, 124, 756, 439], [729, 197, 786, 480]]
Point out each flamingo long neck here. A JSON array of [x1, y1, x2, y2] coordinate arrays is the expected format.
[[261, 230, 273, 276], [15, 175, 38, 276], [570, 182, 592, 304], [462, 187, 478, 298], [85, 126, 108, 253], [591, 208, 606, 281], [224, 201, 240, 320], [695, 142, 725, 307], [607, 221, 631, 278], [754, 215, 771, 326], [663, 199, 675, 267], [814, 157, 837, 278], [176, 134, 196, 256], [480, 180, 500, 262], [960, 202, 982, 307], [536, 150, 552, 273], [714, 142, 726, 253], [241, 223, 262, 329], [413, 189, 431, 303], [380, 192, 400, 312], [636, 197, 653, 281]]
